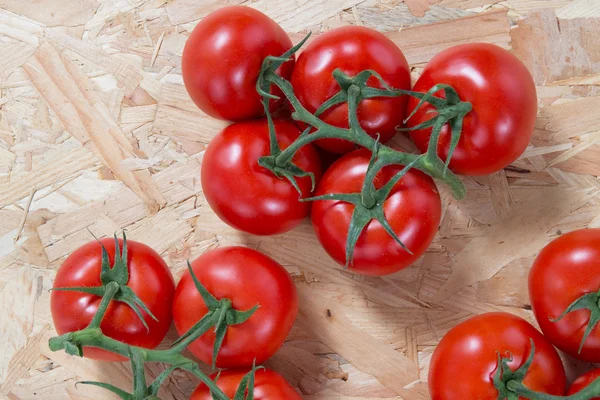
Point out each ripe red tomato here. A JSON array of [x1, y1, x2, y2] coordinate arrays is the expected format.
[[201, 118, 322, 235], [172, 247, 298, 368], [291, 26, 410, 154], [429, 312, 566, 399], [407, 43, 537, 176], [191, 369, 301, 400], [182, 6, 293, 121], [311, 149, 441, 276], [567, 368, 600, 397], [51, 238, 175, 361], [529, 229, 600, 362]]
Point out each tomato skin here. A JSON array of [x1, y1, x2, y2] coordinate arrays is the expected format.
[[529, 229, 600, 362], [172, 247, 298, 368], [50, 239, 175, 362], [291, 26, 411, 154], [567, 368, 600, 397], [182, 6, 293, 121], [429, 312, 566, 399], [201, 118, 321, 236], [191, 369, 301, 400], [311, 149, 441, 276], [407, 43, 537, 176]]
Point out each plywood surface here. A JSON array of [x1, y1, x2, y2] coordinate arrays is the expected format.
[[1, 0, 599, 399]]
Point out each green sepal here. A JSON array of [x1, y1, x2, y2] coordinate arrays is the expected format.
[[187, 260, 219, 309], [76, 381, 133, 400], [50, 286, 106, 296], [171, 311, 215, 347], [100, 233, 129, 286], [64, 341, 83, 357], [550, 291, 600, 354], [257, 156, 316, 195]]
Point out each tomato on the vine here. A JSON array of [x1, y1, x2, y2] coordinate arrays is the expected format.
[[201, 118, 322, 236], [172, 247, 298, 368], [182, 6, 293, 121], [191, 369, 301, 400], [407, 43, 537, 176], [567, 368, 600, 397], [291, 26, 410, 154], [311, 149, 441, 276], [529, 228, 600, 362], [429, 312, 566, 399], [51, 238, 175, 362]]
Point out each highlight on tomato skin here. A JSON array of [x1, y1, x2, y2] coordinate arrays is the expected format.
[[172, 246, 299, 369], [201, 118, 322, 236], [407, 43, 537, 176], [428, 312, 566, 399], [567, 368, 600, 398], [190, 368, 302, 400], [182, 6, 294, 121], [529, 228, 600, 362], [291, 25, 411, 154]]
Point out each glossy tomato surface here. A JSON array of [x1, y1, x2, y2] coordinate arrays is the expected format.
[[529, 229, 600, 362], [172, 247, 298, 368], [311, 149, 441, 276], [182, 6, 293, 121], [429, 312, 566, 399], [567, 368, 600, 397], [191, 369, 301, 400], [51, 239, 175, 361], [291, 26, 410, 153], [407, 43, 537, 175], [201, 118, 321, 236]]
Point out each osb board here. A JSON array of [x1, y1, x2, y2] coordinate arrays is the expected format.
[[0, 0, 599, 399]]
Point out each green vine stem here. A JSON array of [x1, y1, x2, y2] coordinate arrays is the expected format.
[[255, 33, 472, 267], [49, 233, 259, 400], [493, 339, 600, 400]]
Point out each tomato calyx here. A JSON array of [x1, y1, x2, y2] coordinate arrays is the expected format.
[[492, 339, 600, 400], [550, 289, 600, 355], [170, 261, 259, 370], [303, 141, 416, 267], [51, 233, 158, 332]]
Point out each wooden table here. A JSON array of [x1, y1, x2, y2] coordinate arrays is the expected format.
[[1, 0, 599, 399]]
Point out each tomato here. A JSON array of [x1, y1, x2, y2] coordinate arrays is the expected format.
[[311, 149, 441, 276], [529, 229, 600, 362], [291, 26, 410, 154], [429, 312, 566, 399], [182, 6, 293, 121], [51, 238, 175, 361], [191, 369, 301, 400], [567, 368, 600, 397], [201, 118, 322, 235], [407, 43, 537, 176], [172, 247, 298, 368]]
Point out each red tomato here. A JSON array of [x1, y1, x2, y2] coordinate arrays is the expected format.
[[51, 239, 175, 361], [191, 369, 301, 400], [407, 43, 537, 176], [429, 312, 566, 399], [182, 6, 293, 121], [529, 229, 600, 362], [201, 118, 322, 235], [291, 26, 410, 153], [172, 247, 298, 368], [311, 149, 441, 276], [567, 368, 600, 397]]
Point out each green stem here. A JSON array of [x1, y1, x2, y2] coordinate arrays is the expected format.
[[48, 329, 230, 400], [87, 281, 119, 329], [506, 378, 600, 400]]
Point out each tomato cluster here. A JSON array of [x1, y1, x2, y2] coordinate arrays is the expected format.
[[429, 229, 600, 399], [186, 6, 537, 278]]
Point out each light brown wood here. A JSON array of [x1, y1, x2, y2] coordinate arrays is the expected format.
[[1, 1, 599, 399]]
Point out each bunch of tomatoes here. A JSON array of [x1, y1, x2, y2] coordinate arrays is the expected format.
[[47, 4, 600, 400]]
